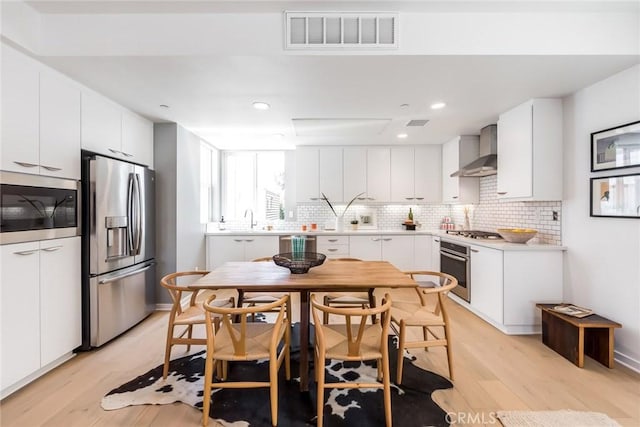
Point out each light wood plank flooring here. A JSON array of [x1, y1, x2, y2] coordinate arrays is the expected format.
[[1, 289, 638, 427]]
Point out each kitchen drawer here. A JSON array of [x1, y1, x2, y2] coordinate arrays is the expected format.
[[318, 243, 349, 259], [317, 235, 349, 245]]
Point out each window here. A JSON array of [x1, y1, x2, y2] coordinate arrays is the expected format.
[[222, 151, 285, 223], [200, 142, 220, 223]]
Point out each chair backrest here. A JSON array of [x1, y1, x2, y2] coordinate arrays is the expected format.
[[403, 271, 457, 316], [252, 257, 274, 262], [160, 271, 210, 315], [203, 294, 289, 357], [311, 293, 392, 357]]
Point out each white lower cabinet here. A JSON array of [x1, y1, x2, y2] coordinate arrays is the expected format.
[[470, 245, 504, 324], [458, 245, 563, 334], [349, 235, 414, 271], [413, 235, 432, 270], [317, 235, 349, 259], [206, 235, 279, 269], [1, 237, 81, 398]]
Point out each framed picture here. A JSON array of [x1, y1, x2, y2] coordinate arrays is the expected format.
[[591, 120, 640, 172], [590, 173, 640, 218]]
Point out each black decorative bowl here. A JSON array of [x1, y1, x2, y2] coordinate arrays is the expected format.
[[272, 252, 326, 274]]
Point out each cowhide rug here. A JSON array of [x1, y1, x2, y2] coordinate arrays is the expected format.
[[102, 336, 452, 426]]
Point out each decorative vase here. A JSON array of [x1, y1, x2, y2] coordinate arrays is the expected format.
[[335, 216, 344, 233]]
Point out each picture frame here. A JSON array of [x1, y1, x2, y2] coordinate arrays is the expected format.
[[591, 120, 640, 172], [590, 173, 640, 218]]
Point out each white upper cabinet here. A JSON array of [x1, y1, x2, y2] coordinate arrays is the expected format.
[[414, 145, 442, 202], [366, 147, 391, 201], [497, 98, 562, 201], [391, 145, 442, 203], [82, 90, 154, 168], [295, 147, 320, 201], [390, 147, 415, 202], [1, 44, 81, 180], [122, 110, 154, 169], [442, 135, 479, 204], [39, 71, 81, 179], [319, 147, 343, 202], [1, 44, 41, 174], [343, 147, 368, 201], [81, 91, 122, 156]]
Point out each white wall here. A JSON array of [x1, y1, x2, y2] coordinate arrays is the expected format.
[[563, 65, 640, 371], [154, 123, 207, 305]]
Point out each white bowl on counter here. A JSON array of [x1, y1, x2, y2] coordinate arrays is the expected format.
[[496, 228, 538, 243]]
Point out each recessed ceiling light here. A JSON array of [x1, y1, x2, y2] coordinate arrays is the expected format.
[[431, 102, 446, 110], [400, 103, 410, 108], [252, 101, 270, 110], [159, 104, 169, 108], [397, 133, 409, 139]]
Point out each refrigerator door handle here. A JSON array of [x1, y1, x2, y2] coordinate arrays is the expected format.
[[98, 263, 155, 284], [127, 173, 135, 253], [134, 173, 143, 254]]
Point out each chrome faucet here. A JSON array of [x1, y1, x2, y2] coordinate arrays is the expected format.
[[244, 209, 257, 230]]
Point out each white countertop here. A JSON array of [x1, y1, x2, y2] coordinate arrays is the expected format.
[[205, 229, 566, 251]]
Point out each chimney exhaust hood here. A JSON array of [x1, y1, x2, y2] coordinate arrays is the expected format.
[[451, 124, 497, 177]]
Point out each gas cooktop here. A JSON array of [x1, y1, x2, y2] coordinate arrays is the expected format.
[[446, 230, 503, 240]]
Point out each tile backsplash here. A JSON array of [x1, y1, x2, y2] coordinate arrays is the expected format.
[[222, 176, 562, 244]]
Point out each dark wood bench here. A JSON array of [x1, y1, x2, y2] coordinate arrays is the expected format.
[[536, 304, 622, 368]]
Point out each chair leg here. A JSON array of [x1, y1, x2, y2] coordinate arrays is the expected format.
[[423, 326, 430, 351], [381, 352, 392, 427], [202, 356, 214, 427], [316, 354, 326, 427], [163, 324, 175, 380], [269, 358, 279, 426], [322, 296, 330, 324], [186, 324, 193, 352], [396, 323, 406, 385], [444, 323, 454, 380]]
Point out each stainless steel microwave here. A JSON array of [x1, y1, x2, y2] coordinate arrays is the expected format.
[[0, 171, 80, 245]]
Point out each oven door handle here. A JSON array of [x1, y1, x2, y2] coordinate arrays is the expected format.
[[440, 250, 468, 263]]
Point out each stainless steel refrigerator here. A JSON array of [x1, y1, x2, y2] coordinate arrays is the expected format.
[[81, 152, 155, 349]]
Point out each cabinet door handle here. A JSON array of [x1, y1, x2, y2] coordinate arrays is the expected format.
[[452, 196, 458, 199], [357, 197, 366, 200], [470, 249, 479, 253], [108, 148, 122, 155], [382, 238, 392, 241], [121, 152, 134, 158], [244, 239, 254, 243], [367, 197, 375, 200], [233, 239, 243, 242], [41, 245, 63, 252], [328, 248, 338, 252], [415, 197, 424, 200], [372, 238, 381, 242], [497, 191, 508, 195], [41, 165, 62, 171], [328, 239, 338, 242], [14, 250, 38, 255], [310, 197, 319, 201], [405, 197, 414, 200], [14, 161, 38, 168], [434, 239, 440, 243]]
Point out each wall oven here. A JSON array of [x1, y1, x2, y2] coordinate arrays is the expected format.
[[0, 172, 80, 245], [440, 239, 470, 302]]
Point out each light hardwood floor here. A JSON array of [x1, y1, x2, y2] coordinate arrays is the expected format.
[[1, 288, 638, 427]]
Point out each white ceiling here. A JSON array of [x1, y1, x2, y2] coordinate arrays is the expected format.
[[15, 1, 640, 150]]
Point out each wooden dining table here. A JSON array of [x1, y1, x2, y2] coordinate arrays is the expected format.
[[190, 259, 418, 391]]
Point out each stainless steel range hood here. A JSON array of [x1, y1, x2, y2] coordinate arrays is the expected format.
[[451, 124, 497, 177]]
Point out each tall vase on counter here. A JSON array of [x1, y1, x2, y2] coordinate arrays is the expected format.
[[322, 191, 363, 233]]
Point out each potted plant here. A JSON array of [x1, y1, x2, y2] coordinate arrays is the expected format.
[[350, 219, 359, 230]]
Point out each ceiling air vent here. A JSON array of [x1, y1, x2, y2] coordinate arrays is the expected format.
[[285, 11, 398, 50], [406, 119, 429, 127]]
